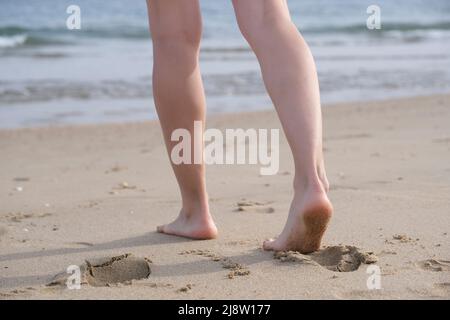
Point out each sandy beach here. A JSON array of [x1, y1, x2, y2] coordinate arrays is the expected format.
[[0, 94, 449, 299]]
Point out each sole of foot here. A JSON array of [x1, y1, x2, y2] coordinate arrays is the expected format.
[[263, 192, 333, 254]]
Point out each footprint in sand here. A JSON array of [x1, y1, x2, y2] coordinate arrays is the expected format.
[[417, 259, 450, 272], [47, 254, 152, 288], [235, 200, 275, 214], [274, 245, 378, 272], [180, 249, 250, 279]]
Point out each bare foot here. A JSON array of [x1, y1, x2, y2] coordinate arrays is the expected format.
[[157, 210, 218, 240], [263, 188, 332, 253]]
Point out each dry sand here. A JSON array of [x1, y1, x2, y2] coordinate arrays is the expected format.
[[0, 94, 449, 299]]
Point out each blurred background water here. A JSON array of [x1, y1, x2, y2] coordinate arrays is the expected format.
[[0, 0, 449, 128]]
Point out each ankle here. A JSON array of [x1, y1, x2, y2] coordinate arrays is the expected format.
[[181, 194, 210, 218], [293, 174, 327, 194], [292, 175, 333, 216]]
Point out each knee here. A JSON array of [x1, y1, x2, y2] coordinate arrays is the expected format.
[[235, 12, 294, 48], [151, 22, 202, 55], [235, 17, 262, 48]]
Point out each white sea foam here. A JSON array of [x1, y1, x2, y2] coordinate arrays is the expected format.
[[0, 34, 27, 48]]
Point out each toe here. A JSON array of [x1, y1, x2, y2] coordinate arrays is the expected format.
[[156, 225, 165, 233], [263, 238, 276, 251]]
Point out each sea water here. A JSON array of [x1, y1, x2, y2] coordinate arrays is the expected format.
[[0, 0, 449, 128]]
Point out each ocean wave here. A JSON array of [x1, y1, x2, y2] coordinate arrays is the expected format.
[[0, 34, 28, 48], [1, 20, 450, 50], [0, 24, 150, 49], [303, 21, 450, 34], [0, 25, 149, 39], [0, 25, 73, 48], [0, 33, 72, 48]]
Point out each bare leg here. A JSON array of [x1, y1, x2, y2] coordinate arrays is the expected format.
[[232, 0, 333, 253], [146, 0, 217, 239]]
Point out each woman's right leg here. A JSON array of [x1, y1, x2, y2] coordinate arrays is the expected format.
[[231, 0, 332, 253], [146, 0, 217, 239]]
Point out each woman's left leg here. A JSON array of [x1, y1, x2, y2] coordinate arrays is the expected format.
[[146, 0, 217, 240], [231, 0, 333, 253]]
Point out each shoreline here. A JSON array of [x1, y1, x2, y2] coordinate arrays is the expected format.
[[0, 93, 449, 299], [1, 92, 450, 132]]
